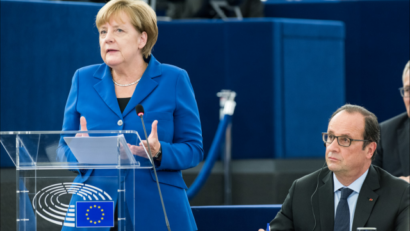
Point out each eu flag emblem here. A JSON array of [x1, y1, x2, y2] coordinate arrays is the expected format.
[[76, 201, 114, 227]]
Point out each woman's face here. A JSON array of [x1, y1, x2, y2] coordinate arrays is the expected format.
[[99, 12, 147, 68]]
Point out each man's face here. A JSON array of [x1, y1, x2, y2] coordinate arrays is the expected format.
[[403, 70, 410, 117], [325, 111, 374, 177]]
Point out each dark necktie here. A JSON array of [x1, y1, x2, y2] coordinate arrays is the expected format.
[[334, 187, 354, 231]]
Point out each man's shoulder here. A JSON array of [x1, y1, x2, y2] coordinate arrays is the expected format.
[[380, 112, 408, 129], [294, 167, 331, 187], [373, 165, 409, 189]]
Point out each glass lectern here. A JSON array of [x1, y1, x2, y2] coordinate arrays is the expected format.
[[0, 131, 152, 231]]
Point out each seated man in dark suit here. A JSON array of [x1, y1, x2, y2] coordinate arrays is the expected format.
[[259, 104, 409, 231], [373, 61, 410, 182]]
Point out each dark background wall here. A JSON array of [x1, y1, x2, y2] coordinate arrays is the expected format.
[[2, 0, 409, 166], [1, 0, 104, 167], [264, 0, 410, 122], [154, 19, 345, 159]]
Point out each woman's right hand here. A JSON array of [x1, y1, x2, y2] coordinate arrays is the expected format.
[[127, 143, 151, 159], [75, 116, 89, 137]]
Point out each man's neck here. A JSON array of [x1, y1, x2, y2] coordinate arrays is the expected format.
[[334, 165, 370, 186]]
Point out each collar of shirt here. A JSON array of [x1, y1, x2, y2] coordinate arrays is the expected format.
[[333, 169, 369, 193]]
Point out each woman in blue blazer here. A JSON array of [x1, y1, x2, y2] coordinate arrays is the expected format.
[[58, 0, 203, 230]]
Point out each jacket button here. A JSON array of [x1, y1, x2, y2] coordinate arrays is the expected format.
[[117, 120, 123, 126]]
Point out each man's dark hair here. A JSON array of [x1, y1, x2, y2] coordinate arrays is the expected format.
[[329, 104, 380, 160]]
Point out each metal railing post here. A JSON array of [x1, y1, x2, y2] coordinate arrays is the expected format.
[[217, 90, 236, 205]]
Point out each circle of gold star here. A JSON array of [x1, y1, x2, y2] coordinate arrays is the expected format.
[[85, 204, 105, 225]]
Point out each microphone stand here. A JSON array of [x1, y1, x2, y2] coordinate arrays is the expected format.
[[139, 114, 171, 231]]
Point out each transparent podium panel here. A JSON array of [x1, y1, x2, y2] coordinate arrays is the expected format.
[[0, 131, 153, 231]]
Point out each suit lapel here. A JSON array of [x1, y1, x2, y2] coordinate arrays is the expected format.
[[397, 118, 410, 176], [318, 171, 335, 231], [93, 64, 122, 119], [122, 56, 162, 117], [352, 166, 380, 229]]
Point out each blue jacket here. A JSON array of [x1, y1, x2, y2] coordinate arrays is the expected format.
[[59, 55, 203, 230]]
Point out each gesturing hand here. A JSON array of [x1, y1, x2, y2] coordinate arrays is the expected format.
[[75, 116, 89, 137], [127, 143, 148, 158], [140, 120, 161, 159]]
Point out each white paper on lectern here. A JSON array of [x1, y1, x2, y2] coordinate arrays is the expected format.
[[64, 135, 135, 164]]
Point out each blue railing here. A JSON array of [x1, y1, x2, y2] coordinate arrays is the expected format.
[[187, 113, 232, 200]]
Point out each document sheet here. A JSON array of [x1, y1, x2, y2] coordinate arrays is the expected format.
[[64, 135, 135, 165]]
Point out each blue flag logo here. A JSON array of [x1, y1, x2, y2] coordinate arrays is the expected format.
[[76, 201, 114, 227]]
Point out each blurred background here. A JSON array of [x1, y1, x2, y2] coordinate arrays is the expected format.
[[1, 0, 409, 229]]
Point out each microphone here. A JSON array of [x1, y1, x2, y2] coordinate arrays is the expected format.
[[135, 104, 171, 231], [136, 104, 144, 117]]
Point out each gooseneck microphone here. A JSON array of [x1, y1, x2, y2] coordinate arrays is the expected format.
[[135, 104, 171, 231]]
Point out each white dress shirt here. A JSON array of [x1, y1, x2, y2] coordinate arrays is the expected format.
[[333, 169, 369, 231]]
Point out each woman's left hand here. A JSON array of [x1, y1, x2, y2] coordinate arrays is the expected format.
[[140, 120, 161, 159]]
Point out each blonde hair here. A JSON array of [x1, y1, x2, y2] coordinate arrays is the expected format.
[[96, 0, 158, 59], [403, 61, 410, 83]]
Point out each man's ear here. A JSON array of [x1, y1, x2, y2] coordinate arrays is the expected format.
[[366, 142, 377, 159]]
